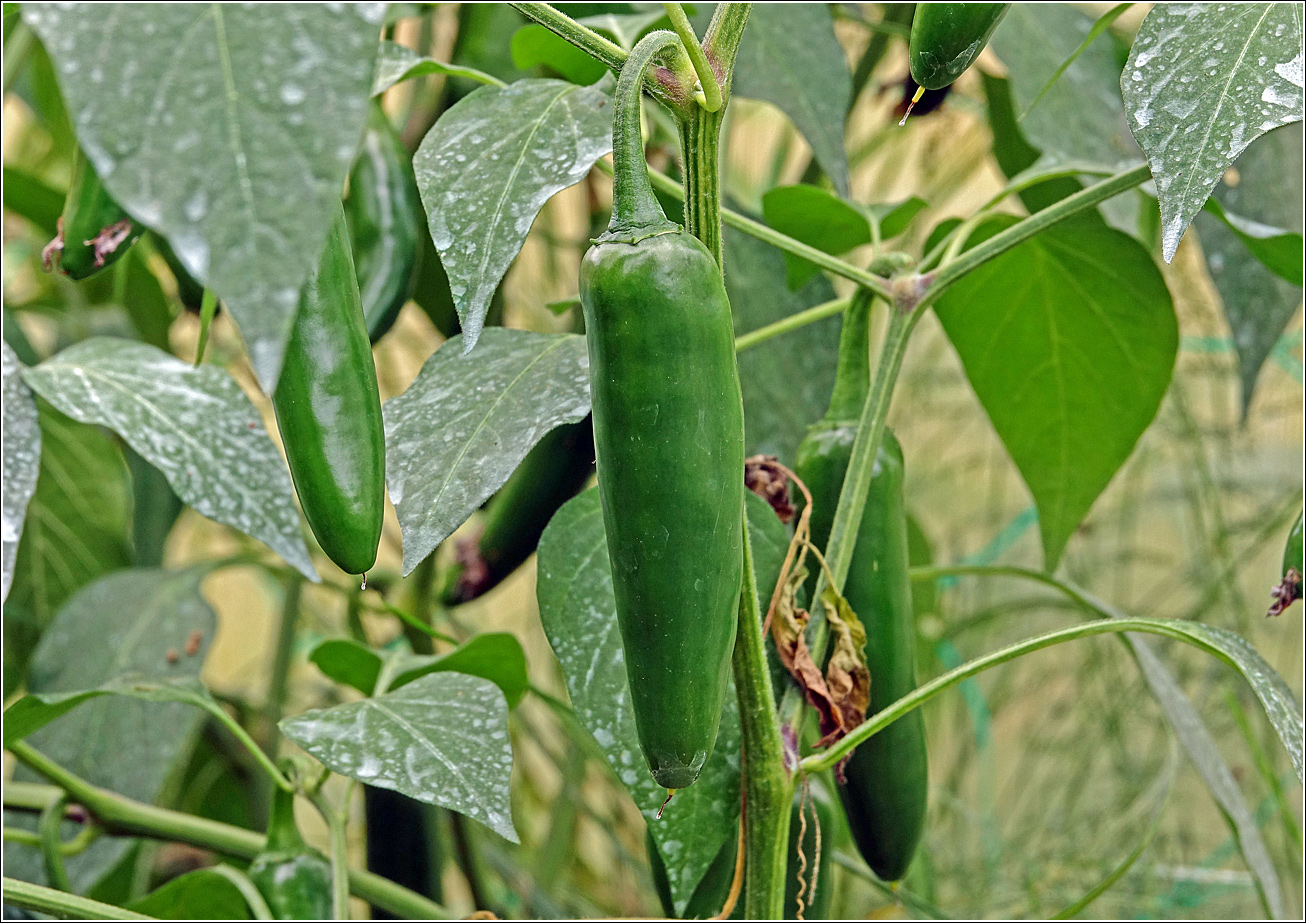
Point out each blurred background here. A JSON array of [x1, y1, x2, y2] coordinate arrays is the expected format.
[[3, 3, 1302, 919]]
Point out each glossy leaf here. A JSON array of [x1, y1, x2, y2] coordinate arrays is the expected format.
[[730, 3, 851, 197], [934, 217, 1178, 569], [21, 3, 385, 391], [511, 25, 608, 85], [536, 488, 789, 913], [22, 338, 317, 580], [414, 79, 612, 349], [1122, 2, 1304, 261], [2, 341, 40, 601], [383, 329, 590, 574], [2, 567, 215, 892], [281, 672, 518, 842], [372, 40, 502, 96], [725, 228, 840, 464], [125, 868, 252, 920]]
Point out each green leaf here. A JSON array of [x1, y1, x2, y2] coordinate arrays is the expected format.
[[4, 402, 132, 696], [414, 79, 612, 348], [2, 567, 215, 892], [372, 40, 503, 96], [310, 633, 530, 706], [1122, 2, 1304, 262], [309, 638, 384, 696], [510, 25, 608, 85], [761, 185, 870, 289], [383, 328, 590, 574], [125, 868, 253, 920], [22, 338, 317, 580], [117, 247, 176, 352], [934, 217, 1178, 569], [725, 227, 839, 464], [280, 672, 518, 842], [21, 4, 384, 392], [729, 3, 851, 197], [991, 3, 1140, 170], [2, 341, 40, 602], [1194, 123, 1305, 414], [535, 488, 787, 913]]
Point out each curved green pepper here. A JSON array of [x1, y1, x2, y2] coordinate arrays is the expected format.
[[273, 203, 385, 576], [909, 3, 1010, 90], [346, 102, 424, 344], [648, 789, 834, 919], [248, 787, 333, 920], [1269, 509, 1303, 617], [794, 292, 928, 883], [443, 417, 594, 604], [42, 148, 143, 280], [579, 32, 745, 790]]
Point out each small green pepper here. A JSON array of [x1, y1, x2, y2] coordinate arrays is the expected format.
[[794, 291, 928, 883], [909, 3, 1010, 90], [42, 148, 143, 280], [273, 203, 386, 576], [248, 787, 333, 920], [580, 31, 745, 790], [346, 101, 425, 343]]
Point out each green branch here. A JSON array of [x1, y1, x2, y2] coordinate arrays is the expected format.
[[664, 3, 721, 111], [735, 296, 850, 352], [2, 878, 152, 921], [2, 753, 449, 920]]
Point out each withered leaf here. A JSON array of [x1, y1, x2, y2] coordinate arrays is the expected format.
[[817, 585, 870, 747]]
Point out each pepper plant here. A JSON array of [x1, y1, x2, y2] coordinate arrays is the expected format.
[[1, 3, 1303, 921]]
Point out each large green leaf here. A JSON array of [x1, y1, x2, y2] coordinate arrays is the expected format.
[[22, 338, 316, 580], [1194, 123, 1305, 414], [934, 217, 1178, 569], [281, 672, 518, 842], [535, 487, 789, 914], [21, 4, 384, 391], [125, 868, 253, 920], [1122, 2, 1304, 262], [725, 227, 839, 464], [728, 3, 851, 197], [383, 329, 590, 574], [4, 402, 132, 696], [414, 79, 612, 348], [2, 567, 215, 892], [2, 340, 40, 601]]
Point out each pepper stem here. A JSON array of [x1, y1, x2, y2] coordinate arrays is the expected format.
[[824, 288, 875, 423], [603, 31, 685, 242], [264, 785, 307, 853]]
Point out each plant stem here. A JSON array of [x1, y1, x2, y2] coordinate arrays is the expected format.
[[194, 288, 218, 365], [800, 616, 1247, 774], [309, 785, 355, 920], [734, 296, 850, 352], [734, 507, 794, 919], [664, 3, 721, 111], [678, 106, 725, 263], [37, 794, 72, 892], [265, 573, 302, 748], [2, 877, 151, 921], [2, 756, 449, 920]]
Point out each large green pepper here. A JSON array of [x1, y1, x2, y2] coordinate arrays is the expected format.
[[42, 148, 143, 280], [346, 102, 424, 344], [273, 204, 385, 576], [442, 417, 594, 604], [794, 291, 928, 883], [909, 3, 1010, 90], [648, 789, 835, 919], [579, 32, 745, 790], [248, 787, 333, 920]]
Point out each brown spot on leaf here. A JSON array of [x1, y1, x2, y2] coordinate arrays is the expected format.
[[1268, 568, 1302, 617], [86, 219, 135, 268], [165, 649, 180, 664], [184, 630, 203, 657]]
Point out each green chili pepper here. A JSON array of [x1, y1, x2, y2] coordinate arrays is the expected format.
[[42, 147, 143, 280], [273, 203, 385, 576], [346, 101, 424, 344], [579, 31, 745, 790], [248, 787, 333, 920], [1270, 509, 1303, 617], [442, 417, 594, 605], [794, 291, 928, 883], [647, 789, 834, 919], [909, 3, 1010, 90]]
